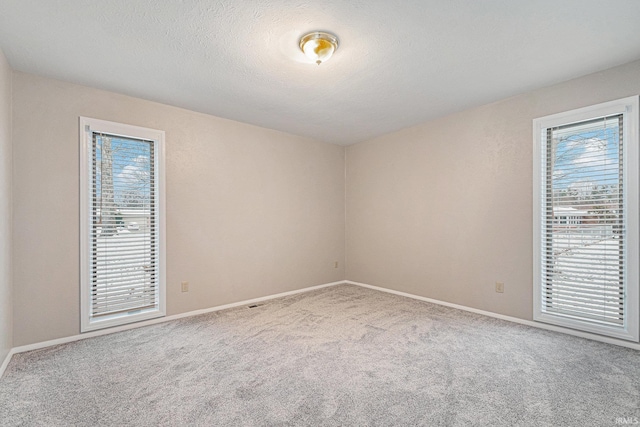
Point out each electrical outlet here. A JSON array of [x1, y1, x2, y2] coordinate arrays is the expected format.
[[334, 261, 339, 268], [495, 282, 504, 293], [181, 281, 189, 292]]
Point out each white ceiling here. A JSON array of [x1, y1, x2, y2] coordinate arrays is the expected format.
[[1, 1, 640, 145]]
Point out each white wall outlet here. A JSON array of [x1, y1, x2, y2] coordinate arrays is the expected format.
[[181, 281, 189, 292], [495, 282, 504, 293]]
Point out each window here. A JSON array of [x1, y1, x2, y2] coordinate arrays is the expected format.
[[533, 96, 639, 342], [80, 117, 165, 332]]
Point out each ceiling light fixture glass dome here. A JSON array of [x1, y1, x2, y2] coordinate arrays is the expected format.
[[299, 31, 339, 65]]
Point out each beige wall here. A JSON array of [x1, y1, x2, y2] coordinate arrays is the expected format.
[[0, 50, 13, 364], [12, 73, 345, 346], [0, 50, 11, 361], [346, 59, 640, 320], [9, 57, 640, 348]]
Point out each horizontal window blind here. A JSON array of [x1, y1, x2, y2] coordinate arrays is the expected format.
[[90, 133, 158, 318], [541, 115, 625, 326]]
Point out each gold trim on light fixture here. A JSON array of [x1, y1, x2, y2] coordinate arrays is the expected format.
[[299, 31, 339, 65]]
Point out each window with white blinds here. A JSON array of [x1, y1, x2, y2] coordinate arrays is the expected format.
[[533, 97, 639, 342], [80, 117, 165, 332]]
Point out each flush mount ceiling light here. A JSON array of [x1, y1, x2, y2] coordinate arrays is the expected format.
[[299, 31, 339, 65]]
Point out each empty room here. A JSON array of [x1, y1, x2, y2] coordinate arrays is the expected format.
[[1, 1, 640, 425]]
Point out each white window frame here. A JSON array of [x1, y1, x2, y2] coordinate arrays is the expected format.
[[80, 117, 166, 332], [533, 96, 639, 342]]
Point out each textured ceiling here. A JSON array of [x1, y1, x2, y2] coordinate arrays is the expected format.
[[1, 1, 640, 145]]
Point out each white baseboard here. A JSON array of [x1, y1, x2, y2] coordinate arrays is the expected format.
[[0, 280, 345, 378], [345, 280, 640, 351], [0, 348, 15, 379], [3, 278, 637, 379]]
